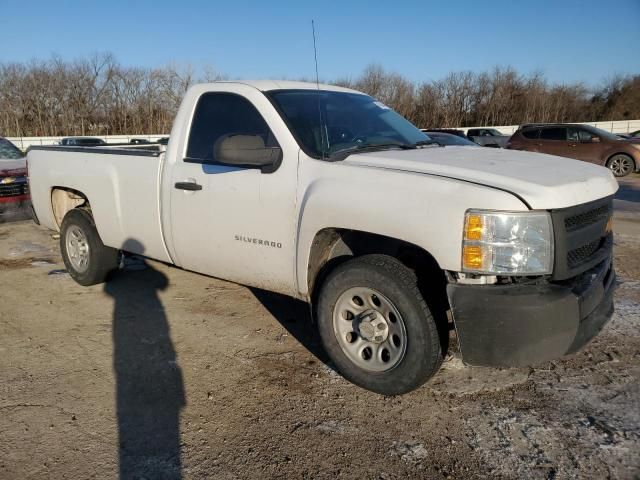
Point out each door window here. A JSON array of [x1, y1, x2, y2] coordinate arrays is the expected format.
[[186, 93, 278, 163], [567, 128, 580, 141], [521, 128, 540, 139], [578, 129, 597, 142], [539, 127, 567, 141]]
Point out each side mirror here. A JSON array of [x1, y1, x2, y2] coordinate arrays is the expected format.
[[214, 134, 282, 173]]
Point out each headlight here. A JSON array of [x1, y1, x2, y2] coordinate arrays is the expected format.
[[462, 210, 553, 275]]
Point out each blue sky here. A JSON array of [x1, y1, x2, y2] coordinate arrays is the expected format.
[[1, 0, 638, 86]]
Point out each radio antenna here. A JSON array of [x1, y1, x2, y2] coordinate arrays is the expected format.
[[312, 20, 327, 159]]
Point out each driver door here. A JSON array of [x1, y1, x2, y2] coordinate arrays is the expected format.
[[167, 91, 297, 294]]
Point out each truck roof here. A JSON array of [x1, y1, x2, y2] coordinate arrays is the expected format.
[[210, 80, 364, 95]]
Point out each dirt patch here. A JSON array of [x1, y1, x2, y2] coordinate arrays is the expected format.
[[0, 257, 54, 270], [614, 236, 640, 280], [428, 356, 531, 395], [0, 221, 638, 479]]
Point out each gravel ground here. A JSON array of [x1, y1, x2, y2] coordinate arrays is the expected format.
[[0, 180, 638, 479]]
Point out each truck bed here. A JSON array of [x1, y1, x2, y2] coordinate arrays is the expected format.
[[27, 146, 171, 262]]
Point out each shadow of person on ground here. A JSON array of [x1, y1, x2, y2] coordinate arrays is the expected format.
[[250, 288, 330, 365], [104, 239, 185, 480]]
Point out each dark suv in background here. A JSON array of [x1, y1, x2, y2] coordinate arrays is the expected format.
[[507, 124, 640, 177], [466, 128, 510, 148], [60, 137, 107, 147]]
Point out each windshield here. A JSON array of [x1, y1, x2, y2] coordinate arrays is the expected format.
[[267, 89, 431, 159], [0, 138, 24, 159]]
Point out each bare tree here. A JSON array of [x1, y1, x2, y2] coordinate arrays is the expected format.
[[1, 54, 638, 137]]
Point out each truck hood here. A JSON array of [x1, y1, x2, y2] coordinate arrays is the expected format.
[[342, 146, 618, 209]]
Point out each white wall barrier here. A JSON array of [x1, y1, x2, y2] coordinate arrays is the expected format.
[[456, 119, 640, 136], [6, 119, 640, 150], [6, 134, 169, 150]]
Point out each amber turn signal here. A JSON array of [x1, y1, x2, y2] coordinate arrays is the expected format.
[[463, 245, 483, 269], [464, 214, 483, 240]]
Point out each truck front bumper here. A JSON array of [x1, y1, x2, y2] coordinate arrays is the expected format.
[[446, 258, 616, 367]]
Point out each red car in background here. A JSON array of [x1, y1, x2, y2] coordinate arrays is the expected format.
[[0, 138, 30, 218]]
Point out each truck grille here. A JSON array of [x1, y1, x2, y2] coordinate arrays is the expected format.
[[564, 204, 610, 231], [568, 238, 607, 269], [550, 196, 613, 280], [0, 181, 29, 198]]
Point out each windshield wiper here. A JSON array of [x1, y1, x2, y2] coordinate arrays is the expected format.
[[329, 141, 416, 160], [414, 139, 435, 146]]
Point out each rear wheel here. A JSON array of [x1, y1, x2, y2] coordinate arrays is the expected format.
[[607, 154, 635, 177], [60, 208, 119, 286], [317, 254, 443, 395]]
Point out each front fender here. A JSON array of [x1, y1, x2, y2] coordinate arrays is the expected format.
[[295, 162, 528, 297]]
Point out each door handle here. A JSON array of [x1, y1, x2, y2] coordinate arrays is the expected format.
[[174, 181, 202, 191]]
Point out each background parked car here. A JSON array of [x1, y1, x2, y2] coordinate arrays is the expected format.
[[421, 128, 469, 139], [60, 137, 107, 147], [0, 137, 29, 216], [423, 132, 479, 147], [466, 128, 510, 148], [506, 124, 640, 177]]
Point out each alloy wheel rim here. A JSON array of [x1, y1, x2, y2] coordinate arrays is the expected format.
[[610, 156, 632, 176], [66, 225, 90, 273], [332, 287, 407, 372]]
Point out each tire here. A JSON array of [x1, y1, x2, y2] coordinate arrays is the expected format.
[[317, 254, 443, 395], [60, 208, 119, 286], [607, 154, 635, 177]]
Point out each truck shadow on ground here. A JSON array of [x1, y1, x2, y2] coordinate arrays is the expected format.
[[615, 179, 640, 204], [104, 240, 185, 480], [250, 288, 330, 366]]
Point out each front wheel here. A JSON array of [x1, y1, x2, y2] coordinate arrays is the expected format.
[[607, 154, 635, 177], [317, 254, 443, 395], [60, 208, 119, 286]]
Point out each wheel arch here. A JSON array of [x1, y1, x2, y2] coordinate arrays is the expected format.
[[306, 227, 442, 290], [50, 186, 91, 229], [305, 228, 451, 351]]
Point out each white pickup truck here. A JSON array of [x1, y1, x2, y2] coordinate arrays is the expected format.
[[28, 81, 618, 395]]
